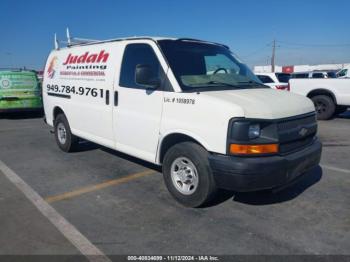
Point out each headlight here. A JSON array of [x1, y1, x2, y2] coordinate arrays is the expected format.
[[228, 119, 278, 155], [248, 124, 260, 139]]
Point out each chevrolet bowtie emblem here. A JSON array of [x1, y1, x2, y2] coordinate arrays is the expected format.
[[299, 127, 308, 137]]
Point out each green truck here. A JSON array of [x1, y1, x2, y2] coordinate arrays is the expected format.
[[0, 69, 43, 112]]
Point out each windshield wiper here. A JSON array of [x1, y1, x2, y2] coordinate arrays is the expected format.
[[185, 80, 267, 92], [199, 80, 241, 88], [238, 80, 268, 87]]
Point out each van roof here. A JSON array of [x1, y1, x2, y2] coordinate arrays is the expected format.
[[55, 36, 229, 50], [0, 68, 36, 73]]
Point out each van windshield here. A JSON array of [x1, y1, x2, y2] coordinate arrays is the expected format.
[[158, 40, 265, 92]]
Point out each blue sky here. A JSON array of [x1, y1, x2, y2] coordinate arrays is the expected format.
[[1, 0, 350, 70]]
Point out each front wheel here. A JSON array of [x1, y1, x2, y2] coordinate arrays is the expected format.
[[162, 142, 217, 207], [311, 95, 335, 120]]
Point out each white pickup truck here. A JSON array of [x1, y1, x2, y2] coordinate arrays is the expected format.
[[289, 78, 350, 120]]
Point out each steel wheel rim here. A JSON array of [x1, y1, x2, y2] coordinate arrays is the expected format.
[[57, 123, 67, 145], [315, 101, 327, 114], [170, 157, 199, 195]]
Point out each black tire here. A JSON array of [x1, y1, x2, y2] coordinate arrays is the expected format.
[[162, 142, 217, 207], [311, 95, 336, 120], [54, 114, 79, 152], [335, 106, 348, 115]]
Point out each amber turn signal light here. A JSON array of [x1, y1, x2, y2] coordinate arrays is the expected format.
[[230, 144, 278, 155]]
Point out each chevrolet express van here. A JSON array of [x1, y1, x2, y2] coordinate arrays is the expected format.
[[0, 69, 42, 113], [43, 37, 322, 207]]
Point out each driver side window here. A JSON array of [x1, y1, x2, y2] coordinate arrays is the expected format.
[[204, 54, 240, 75], [119, 44, 163, 89]]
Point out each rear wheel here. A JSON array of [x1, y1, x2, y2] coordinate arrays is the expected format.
[[54, 114, 79, 152], [311, 95, 336, 120], [162, 142, 217, 207]]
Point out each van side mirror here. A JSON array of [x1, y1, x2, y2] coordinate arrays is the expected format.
[[135, 64, 160, 89]]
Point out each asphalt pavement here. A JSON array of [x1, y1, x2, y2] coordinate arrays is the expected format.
[[0, 111, 349, 258]]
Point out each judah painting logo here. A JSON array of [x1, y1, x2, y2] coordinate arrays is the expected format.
[[47, 56, 58, 79]]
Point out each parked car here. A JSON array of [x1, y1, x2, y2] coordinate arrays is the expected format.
[[255, 72, 290, 90], [289, 78, 350, 120], [291, 72, 310, 79], [43, 36, 321, 207], [325, 71, 337, 78], [291, 71, 336, 79], [0, 69, 42, 113]]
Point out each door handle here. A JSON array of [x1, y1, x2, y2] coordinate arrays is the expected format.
[[114, 91, 118, 106], [105, 90, 110, 105]]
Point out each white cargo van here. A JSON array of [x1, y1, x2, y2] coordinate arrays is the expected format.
[[43, 36, 322, 207]]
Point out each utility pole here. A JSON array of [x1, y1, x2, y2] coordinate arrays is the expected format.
[[5, 52, 13, 68], [271, 39, 276, 72]]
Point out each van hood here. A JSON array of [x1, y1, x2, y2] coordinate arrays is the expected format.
[[201, 88, 315, 119]]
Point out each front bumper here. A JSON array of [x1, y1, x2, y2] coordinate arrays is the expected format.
[[0, 107, 43, 113], [208, 138, 322, 192]]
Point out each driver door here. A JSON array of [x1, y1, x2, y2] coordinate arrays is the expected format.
[[113, 42, 166, 162]]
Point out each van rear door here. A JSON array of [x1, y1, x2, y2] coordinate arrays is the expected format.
[[0, 70, 42, 110], [44, 45, 116, 147]]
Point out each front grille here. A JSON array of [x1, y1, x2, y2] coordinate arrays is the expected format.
[[280, 136, 315, 154], [277, 113, 317, 154], [277, 114, 316, 131]]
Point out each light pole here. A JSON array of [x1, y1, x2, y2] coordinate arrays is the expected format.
[[5, 52, 13, 68]]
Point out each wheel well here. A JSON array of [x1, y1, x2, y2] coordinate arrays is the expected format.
[[53, 107, 64, 121], [159, 133, 203, 164], [307, 89, 337, 104]]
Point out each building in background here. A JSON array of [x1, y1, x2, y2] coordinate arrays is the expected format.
[[254, 63, 350, 73]]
